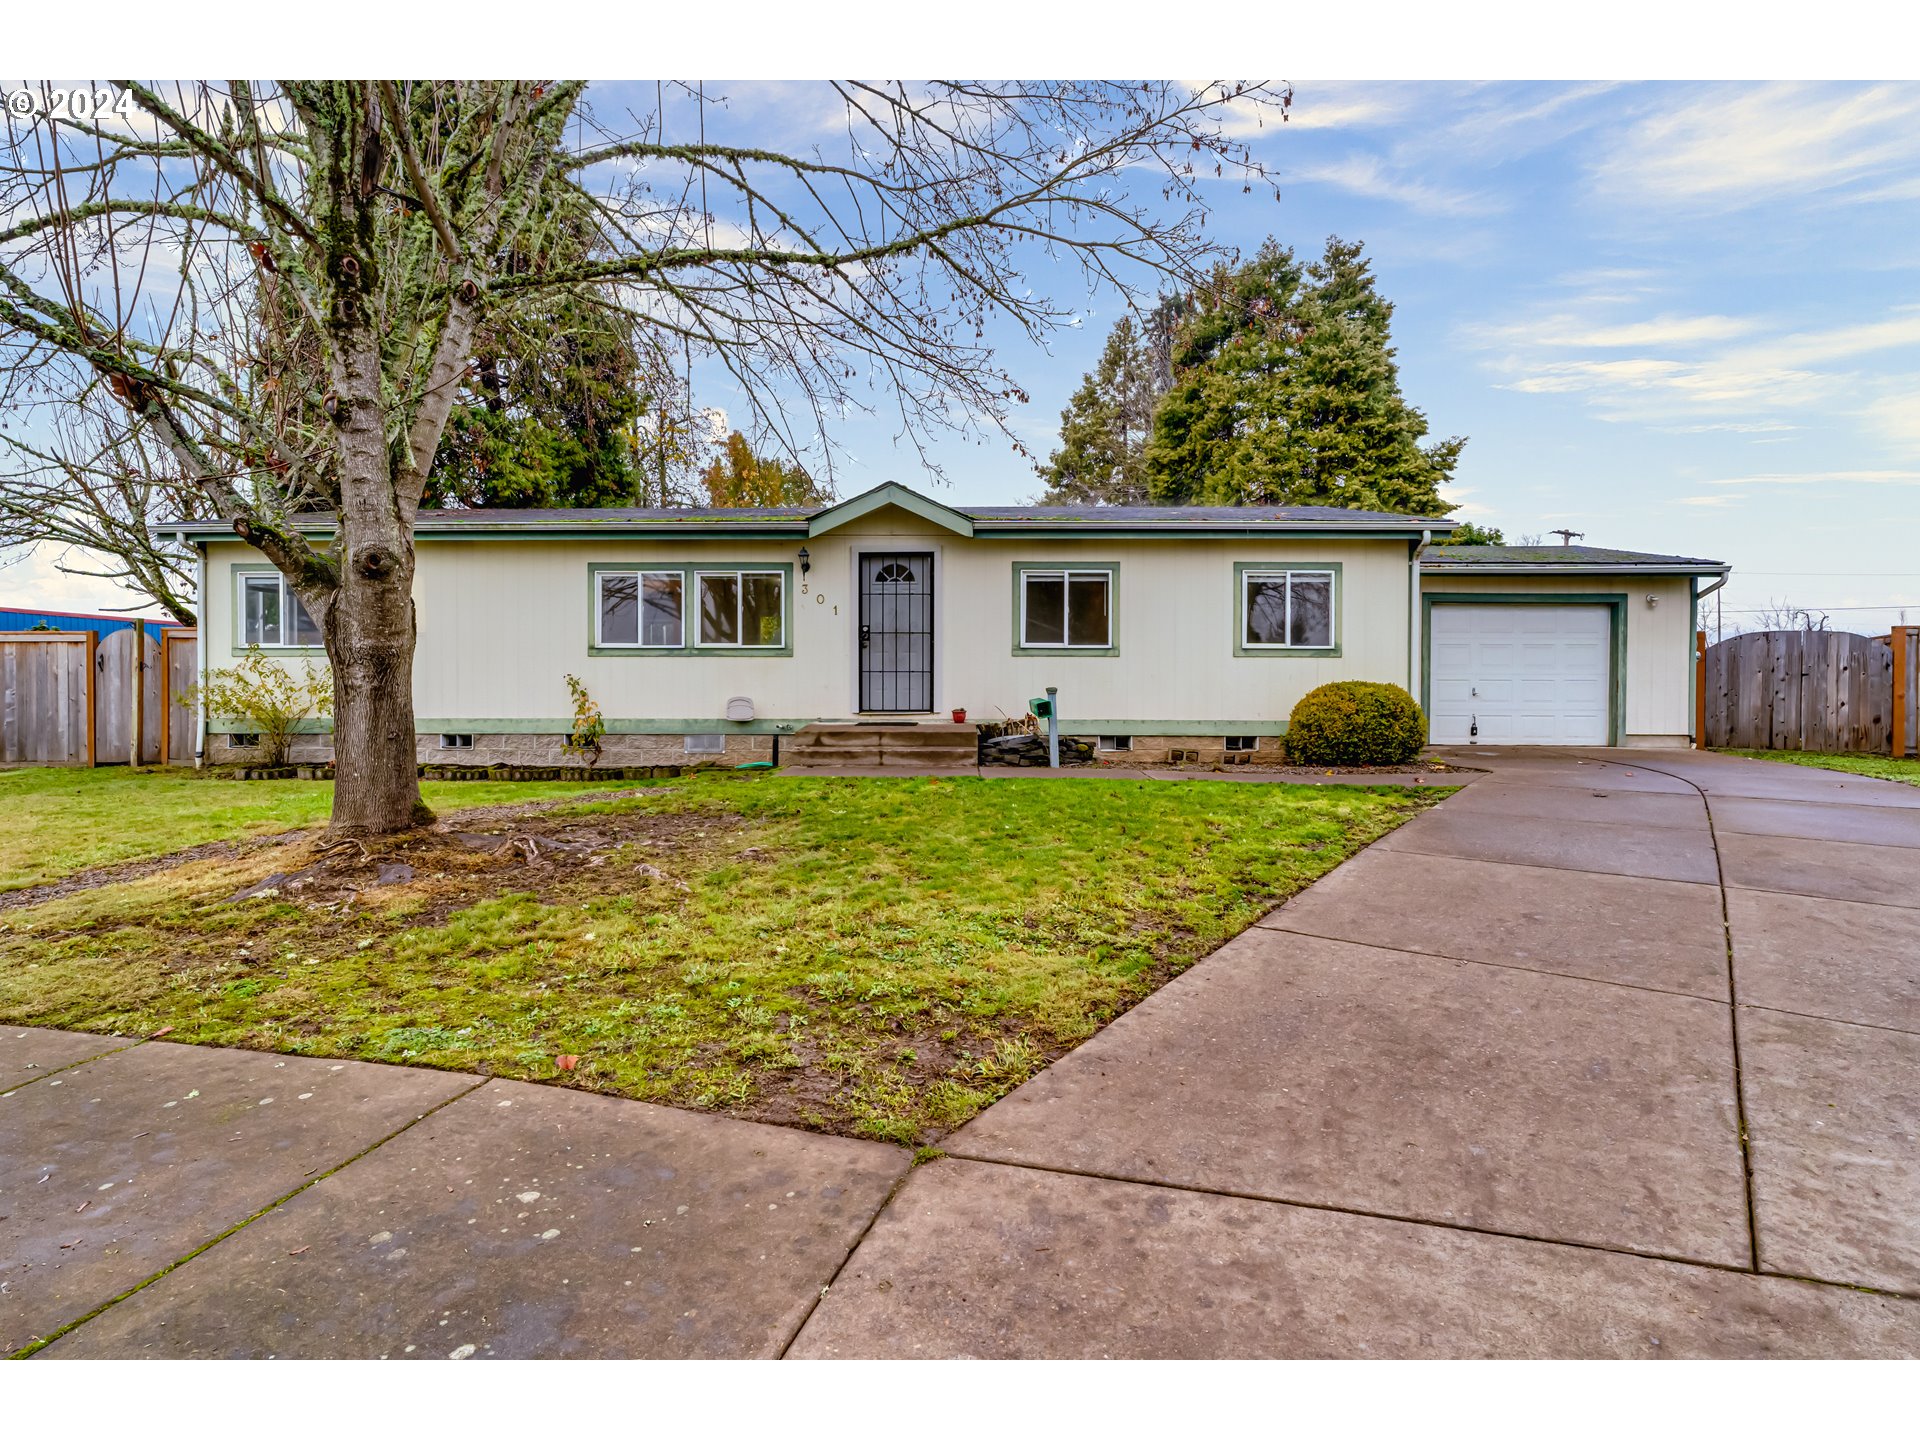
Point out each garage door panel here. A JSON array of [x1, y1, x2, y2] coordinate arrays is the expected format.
[[1428, 604, 1611, 746]]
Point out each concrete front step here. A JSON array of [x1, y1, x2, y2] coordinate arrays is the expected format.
[[784, 722, 978, 771]]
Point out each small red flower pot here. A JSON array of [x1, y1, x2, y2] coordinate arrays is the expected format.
[[951, 708, 968, 724]]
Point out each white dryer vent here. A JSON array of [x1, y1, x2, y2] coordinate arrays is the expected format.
[[725, 695, 755, 722]]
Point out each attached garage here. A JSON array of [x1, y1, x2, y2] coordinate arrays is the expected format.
[[1420, 546, 1729, 748], [1428, 602, 1613, 745]]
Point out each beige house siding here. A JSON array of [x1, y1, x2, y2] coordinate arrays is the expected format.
[[196, 512, 1709, 757], [1419, 571, 1697, 744], [202, 515, 1417, 741]]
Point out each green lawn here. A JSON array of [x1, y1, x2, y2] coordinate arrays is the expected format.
[[0, 766, 640, 891], [1714, 749, 1920, 788], [0, 770, 1443, 1143]]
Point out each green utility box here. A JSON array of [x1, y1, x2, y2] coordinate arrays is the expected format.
[[1029, 696, 1052, 719]]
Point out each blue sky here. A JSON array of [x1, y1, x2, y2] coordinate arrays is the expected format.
[[11, 79, 1919, 635], [650, 79, 1920, 637]]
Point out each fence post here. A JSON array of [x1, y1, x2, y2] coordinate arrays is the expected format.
[[1895, 626, 1910, 761], [1695, 629, 1707, 750], [130, 619, 146, 766], [83, 630, 98, 767]]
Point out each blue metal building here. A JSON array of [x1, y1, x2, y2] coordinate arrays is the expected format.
[[0, 606, 185, 637]]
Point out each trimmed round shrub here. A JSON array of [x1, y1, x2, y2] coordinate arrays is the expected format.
[[1284, 681, 1426, 766]]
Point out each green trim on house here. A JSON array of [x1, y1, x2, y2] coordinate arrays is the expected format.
[[229, 564, 326, 656], [1688, 578, 1700, 744], [1058, 719, 1288, 736], [1231, 560, 1345, 659], [585, 560, 795, 658], [208, 716, 827, 736], [808, 482, 976, 538], [1010, 561, 1121, 657], [181, 520, 1440, 544], [1420, 592, 1629, 746]]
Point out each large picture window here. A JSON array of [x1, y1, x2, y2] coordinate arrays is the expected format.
[[1020, 569, 1112, 649], [587, 563, 791, 656], [597, 570, 684, 648], [239, 571, 321, 648], [1241, 568, 1336, 650]]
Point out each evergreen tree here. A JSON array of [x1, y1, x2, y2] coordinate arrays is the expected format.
[[1144, 237, 1462, 514], [1446, 521, 1505, 545], [425, 308, 644, 510], [700, 431, 833, 508], [1037, 298, 1186, 504]]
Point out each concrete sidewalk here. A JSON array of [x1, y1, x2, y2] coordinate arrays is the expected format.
[[2, 1037, 906, 1358], [7, 749, 1917, 1357]]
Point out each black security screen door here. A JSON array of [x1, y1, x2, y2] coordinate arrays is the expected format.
[[859, 552, 934, 712]]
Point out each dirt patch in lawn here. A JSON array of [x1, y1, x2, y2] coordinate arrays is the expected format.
[[0, 786, 676, 916], [221, 797, 712, 914]]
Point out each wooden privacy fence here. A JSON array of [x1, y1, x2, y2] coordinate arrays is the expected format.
[[0, 624, 198, 767], [1699, 627, 1916, 756]]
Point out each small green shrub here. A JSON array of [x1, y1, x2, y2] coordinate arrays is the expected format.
[[191, 646, 333, 767], [1285, 682, 1426, 766]]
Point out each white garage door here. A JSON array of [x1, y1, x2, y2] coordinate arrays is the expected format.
[[1429, 604, 1610, 745]]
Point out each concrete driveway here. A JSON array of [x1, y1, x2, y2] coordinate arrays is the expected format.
[[794, 748, 1920, 1357], [7, 749, 1917, 1358]]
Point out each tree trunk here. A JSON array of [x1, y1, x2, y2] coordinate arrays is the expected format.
[[323, 348, 433, 835], [325, 579, 429, 834]]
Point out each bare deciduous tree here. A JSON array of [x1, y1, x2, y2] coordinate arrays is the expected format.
[[0, 391, 206, 621], [0, 79, 1288, 833]]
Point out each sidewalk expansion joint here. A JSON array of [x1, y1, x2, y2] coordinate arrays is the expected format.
[[776, 1163, 921, 1359], [1592, 757, 1764, 1276], [7, 1074, 492, 1360], [936, 1149, 1919, 1303], [1256, 919, 1731, 1006], [0, 1035, 150, 1098]]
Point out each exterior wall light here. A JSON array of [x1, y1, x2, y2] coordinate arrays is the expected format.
[[799, 546, 811, 576]]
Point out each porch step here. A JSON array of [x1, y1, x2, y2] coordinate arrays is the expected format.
[[783, 722, 978, 771]]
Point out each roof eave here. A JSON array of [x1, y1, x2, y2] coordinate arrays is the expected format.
[[1424, 562, 1730, 576]]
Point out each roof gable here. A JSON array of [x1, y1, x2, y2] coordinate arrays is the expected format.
[[806, 482, 975, 538]]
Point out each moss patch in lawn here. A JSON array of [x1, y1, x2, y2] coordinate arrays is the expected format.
[[0, 771, 1444, 1144], [0, 766, 642, 890], [1713, 749, 1920, 788]]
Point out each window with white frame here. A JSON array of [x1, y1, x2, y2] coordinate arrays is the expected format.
[[240, 572, 321, 647], [1021, 569, 1111, 648], [1241, 569, 1335, 649], [597, 570, 685, 648], [697, 570, 784, 647]]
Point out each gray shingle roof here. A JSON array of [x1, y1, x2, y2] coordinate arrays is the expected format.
[[1426, 544, 1727, 570]]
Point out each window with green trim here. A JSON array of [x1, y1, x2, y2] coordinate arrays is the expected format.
[[240, 571, 321, 648], [1242, 569, 1335, 650], [1021, 569, 1112, 648], [697, 569, 785, 648], [596, 569, 684, 648]]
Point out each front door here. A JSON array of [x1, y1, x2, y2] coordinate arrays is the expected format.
[[858, 552, 934, 713]]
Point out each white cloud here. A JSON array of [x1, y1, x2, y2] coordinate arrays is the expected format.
[[1471, 312, 1764, 350], [1287, 154, 1498, 217], [1704, 469, 1920, 487], [0, 542, 160, 614], [1594, 82, 1920, 211], [1276, 82, 1429, 133], [1468, 291, 1920, 432]]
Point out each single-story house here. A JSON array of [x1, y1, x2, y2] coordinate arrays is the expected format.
[[169, 482, 1729, 766]]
